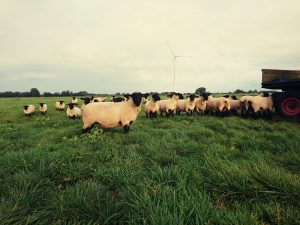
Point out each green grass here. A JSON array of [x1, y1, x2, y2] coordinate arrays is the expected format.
[[0, 97, 299, 225]]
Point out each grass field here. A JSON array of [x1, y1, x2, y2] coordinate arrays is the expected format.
[[0, 96, 300, 225]]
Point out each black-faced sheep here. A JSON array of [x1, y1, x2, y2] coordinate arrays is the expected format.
[[66, 103, 82, 119], [145, 93, 161, 118], [194, 93, 208, 115], [206, 94, 230, 116], [158, 92, 180, 117], [81, 92, 143, 133], [176, 94, 196, 115], [71, 97, 78, 105], [247, 94, 273, 119], [23, 105, 35, 116], [39, 103, 47, 115], [112, 96, 125, 102], [55, 101, 65, 111]]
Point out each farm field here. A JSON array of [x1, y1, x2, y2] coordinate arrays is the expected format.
[[0, 96, 300, 225]]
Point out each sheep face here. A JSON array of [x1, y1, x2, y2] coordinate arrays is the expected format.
[[201, 93, 209, 101], [23, 105, 29, 110], [131, 92, 143, 107], [143, 93, 149, 99], [231, 95, 238, 100], [223, 95, 230, 98], [72, 97, 76, 100], [177, 93, 184, 99], [39, 103, 45, 107], [152, 94, 161, 102], [68, 103, 75, 109], [189, 94, 195, 101], [59, 100, 64, 105]]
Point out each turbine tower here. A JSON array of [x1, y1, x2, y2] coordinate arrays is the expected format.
[[166, 42, 191, 91]]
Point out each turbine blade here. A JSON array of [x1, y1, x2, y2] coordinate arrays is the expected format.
[[166, 41, 176, 56]]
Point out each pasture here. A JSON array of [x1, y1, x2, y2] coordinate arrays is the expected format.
[[0, 96, 300, 225]]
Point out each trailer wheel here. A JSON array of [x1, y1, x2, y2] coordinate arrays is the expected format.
[[275, 92, 300, 118]]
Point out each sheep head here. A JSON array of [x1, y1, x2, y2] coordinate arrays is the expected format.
[[131, 92, 143, 107]]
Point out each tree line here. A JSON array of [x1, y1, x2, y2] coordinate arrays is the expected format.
[[0, 87, 260, 98], [0, 88, 92, 98]]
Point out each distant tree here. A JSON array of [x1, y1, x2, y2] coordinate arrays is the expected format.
[[43, 92, 53, 97], [195, 87, 206, 95], [234, 89, 245, 94], [30, 88, 40, 97]]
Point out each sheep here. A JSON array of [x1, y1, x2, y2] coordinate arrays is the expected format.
[[158, 92, 180, 117], [194, 93, 208, 115], [81, 92, 143, 133], [23, 105, 35, 116], [39, 103, 47, 115], [176, 94, 196, 115], [239, 95, 255, 117], [111, 96, 125, 102], [247, 93, 273, 119], [80, 97, 92, 105], [206, 94, 230, 116], [66, 103, 82, 119], [145, 93, 161, 118], [55, 100, 65, 111], [71, 97, 78, 105], [142, 93, 150, 103], [223, 95, 240, 115], [93, 97, 106, 102]]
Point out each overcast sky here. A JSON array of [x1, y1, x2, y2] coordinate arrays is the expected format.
[[0, 0, 299, 94]]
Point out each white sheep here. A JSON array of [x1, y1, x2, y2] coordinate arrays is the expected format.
[[247, 93, 273, 118], [176, 94, 196, 115], [144, 93, 161, 118], [223, 95, 240, 115], [239, 95, 255, 116], [55, 101, 65, 111], [71, 97, 78, 105], [206, 95, 230, 115], [23, 105, 35, 116], [39, 103, 47, 115], [92, 97, 106, 102], [158, 92, 180, 117], [194, 93, 209, 115], [81, 92, 143, 133], [66, 103, 82, 119]]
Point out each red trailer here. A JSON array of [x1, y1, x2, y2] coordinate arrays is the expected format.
[[261, 69, 300, 118]]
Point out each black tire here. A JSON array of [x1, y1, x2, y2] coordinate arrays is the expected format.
[[274, 92, 300, 118]]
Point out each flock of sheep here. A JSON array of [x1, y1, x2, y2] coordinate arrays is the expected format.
[[22, 91, 274, 133]]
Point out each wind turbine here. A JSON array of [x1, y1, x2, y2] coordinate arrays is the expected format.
[[166, 42, 191, 91]]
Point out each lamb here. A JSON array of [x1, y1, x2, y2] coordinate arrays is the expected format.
[[176, 94, 196, 115], [158, 92, 180, 117], [247, 93, 273, 119], [39, 103, 47, 115], [194, 93, 208, 115], [66, 103, 82, 119], [55, 101, 65, 111], [23, 105, 35, 116], [145, 93, 161, 118], [71, 97, 78, 105], [81, 92, 143, 133]]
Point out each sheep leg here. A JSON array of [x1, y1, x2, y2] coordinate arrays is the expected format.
[[123, 125, 130, 133], [146, 112, 149, 118]]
